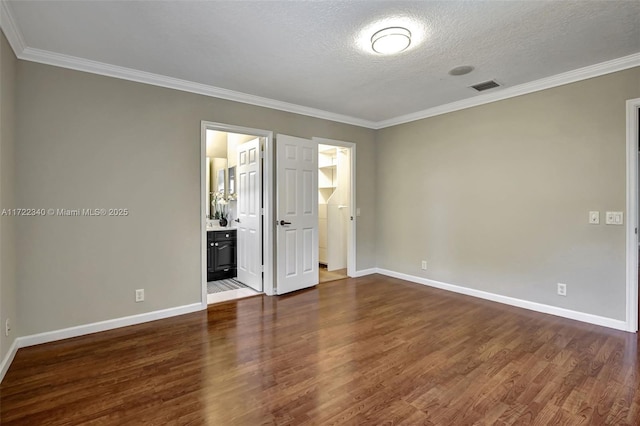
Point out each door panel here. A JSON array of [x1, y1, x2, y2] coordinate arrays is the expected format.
[[236, 138, 262, 292], [276, 135, 319, 294]]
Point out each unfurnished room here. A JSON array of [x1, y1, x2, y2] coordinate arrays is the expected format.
[[1, 1, 640, 424]]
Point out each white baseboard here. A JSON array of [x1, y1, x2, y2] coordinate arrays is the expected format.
[[352, 268, 377, 278], [19, 302, 204, 348], [2, 268, 629, 383], [0, 302, 205, 383], [0, 338, 19, 383], [375, 268, 629, 332]]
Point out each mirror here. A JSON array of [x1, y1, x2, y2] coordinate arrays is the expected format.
[[210, 157, 227, 219], [228, 166, 236, 199], [217, 169, 225, 193]]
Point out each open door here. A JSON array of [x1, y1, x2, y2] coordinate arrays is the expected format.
[[236, 138, 262, 292], [276, 134, 319, 294]]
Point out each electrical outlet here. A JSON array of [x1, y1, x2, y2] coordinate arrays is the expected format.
[[557, 283, 567, 296], [421, 260, 427, 270], [589, 211, 599, 224], [5, 318, 10, 337], [135, 289, 145, 302]]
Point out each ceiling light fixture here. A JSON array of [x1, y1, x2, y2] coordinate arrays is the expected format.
[[371, 27, 411, 54]]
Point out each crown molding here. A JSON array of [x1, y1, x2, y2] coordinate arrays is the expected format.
[[17, 47, 377, 129], [2, 0, 638, 131], [0, 0, 25, 53], [374, 52, 640, 129], [0, 1, 375, 129]]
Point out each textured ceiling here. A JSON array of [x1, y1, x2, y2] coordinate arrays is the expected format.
[[3, 1, 640, 126]]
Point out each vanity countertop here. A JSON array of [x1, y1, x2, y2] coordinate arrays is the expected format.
[[207, 224, 237, 232]]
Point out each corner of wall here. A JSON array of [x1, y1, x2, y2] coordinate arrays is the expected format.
[[0, 29, 20, 380]]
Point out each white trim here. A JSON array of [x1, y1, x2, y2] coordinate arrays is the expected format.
[[0, 337, 18, 383], [626, 98, 640, 332], [0, 302, 203, 382], [375, 268, 629, 331], [263, 133, 275, 296], [200, 124, 208, 307], [1, 0, 637, 131], [0, 0, 26, 53], [352, 268, 377, 278], [18, 303, 203, 348], [374, 53, 640, 129], [200, 122, 275, 297], [312, 137, 357, 277], [11, 45, 377, 129]]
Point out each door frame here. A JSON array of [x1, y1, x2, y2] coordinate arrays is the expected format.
[[200, 121, 275, 305], [312, 137, 357, 278], [625, 98, 640, 332]]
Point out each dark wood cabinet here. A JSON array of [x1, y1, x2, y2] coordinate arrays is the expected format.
[[207, 230, 237, 281]]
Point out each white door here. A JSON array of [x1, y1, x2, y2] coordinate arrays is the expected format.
[[276, 134, 319, 294], [236, 138, 262, 292]]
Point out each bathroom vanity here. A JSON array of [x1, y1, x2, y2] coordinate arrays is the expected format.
[[207, 228, 237, 281]]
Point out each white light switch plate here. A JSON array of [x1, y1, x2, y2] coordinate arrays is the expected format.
[[605, 211, 623, 225], [589, 211, 599, 224], [614, 211, 623, 225]]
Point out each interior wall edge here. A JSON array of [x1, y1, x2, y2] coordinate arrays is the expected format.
[[0, 337, 18, 383], [351, 268, 378, 278]]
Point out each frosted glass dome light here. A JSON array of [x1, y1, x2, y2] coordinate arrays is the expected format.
[[371, 27, 411, 54]]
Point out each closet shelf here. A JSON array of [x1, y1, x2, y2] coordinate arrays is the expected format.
[[319, 164, 337, 170]]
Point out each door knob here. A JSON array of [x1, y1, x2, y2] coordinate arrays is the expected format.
[[279, 220, 291, 226], [214, 242, 219, 246], [235, 218, 240, 223]]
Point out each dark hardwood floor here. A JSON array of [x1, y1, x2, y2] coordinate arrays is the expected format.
[[2, 274, 639, 425]]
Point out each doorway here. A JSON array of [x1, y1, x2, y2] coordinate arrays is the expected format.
[[314, 138, 356, 283], [200, 128, 356, 300], [200, 122, 275, 305]]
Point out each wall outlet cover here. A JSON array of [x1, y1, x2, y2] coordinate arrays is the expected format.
[[557, 283, 567, 296]]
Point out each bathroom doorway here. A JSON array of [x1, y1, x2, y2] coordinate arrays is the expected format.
[[201, 122, 274, 305]]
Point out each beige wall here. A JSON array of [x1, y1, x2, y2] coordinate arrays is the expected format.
[[6, 26, 636, 339], [0, 31, 18, 360], [205, 130, 227, 158], [15, 60, 376, 336], [376, 68, 640, 320]]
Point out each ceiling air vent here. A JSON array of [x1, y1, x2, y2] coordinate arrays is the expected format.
[[470, 80, 500, 92]]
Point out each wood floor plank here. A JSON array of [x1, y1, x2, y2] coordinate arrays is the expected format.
[[2, 274, 640, 425]]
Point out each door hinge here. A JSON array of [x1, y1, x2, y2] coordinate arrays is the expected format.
[[261, 265, 264, 272], [636, 227, 638, 235], [260, 150, 264, 159]]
